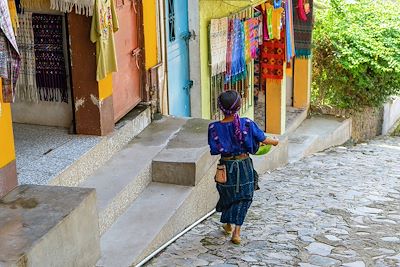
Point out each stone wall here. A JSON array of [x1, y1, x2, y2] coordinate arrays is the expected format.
[[312, 106, 384, 143]]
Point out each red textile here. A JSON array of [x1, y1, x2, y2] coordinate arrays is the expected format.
[[261, 30, 285, 81]]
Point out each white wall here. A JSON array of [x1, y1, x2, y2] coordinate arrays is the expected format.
[[382, 96, 400, 135]]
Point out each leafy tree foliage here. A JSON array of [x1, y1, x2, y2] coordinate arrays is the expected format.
[[312, 0, 400, 109]]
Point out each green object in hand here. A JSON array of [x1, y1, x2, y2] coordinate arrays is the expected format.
[[255, 144, 272, 156]]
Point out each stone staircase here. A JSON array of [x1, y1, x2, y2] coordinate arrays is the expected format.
[[78, 117, 220, 266]]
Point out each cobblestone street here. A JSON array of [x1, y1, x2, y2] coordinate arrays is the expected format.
[[147, 137, 400, 267]]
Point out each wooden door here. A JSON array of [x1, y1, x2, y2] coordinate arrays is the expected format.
[[112, 0, 142, 122]]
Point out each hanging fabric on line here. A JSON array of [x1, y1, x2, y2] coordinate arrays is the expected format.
[[225, 18, 234, 83], [0, 0, 21, 103], [285, 0, 295, 63], [8, 0, 19, 34], [50, 0, 94, 17], [32, 14, 68, 103], [293, 0, 314, 58], [210, 17, 228, 77], [16, 12, 38, 103], [91, 0, 119, 81], [261, 30, 285, 82], [230, 19, 246, 84], [245, 18, 260, 60], [20, 0, 51, 11]]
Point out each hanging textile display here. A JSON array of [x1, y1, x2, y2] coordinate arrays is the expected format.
[[231, 19, 246, 84], [20, 0, 51, 11], [225, 18, 234, 83], [244, 20, 251, 63], [272, 5, 284, 40], [285, 0, 295, 63], [0, 0, 21, 103], [91, 0, 119, 81], [50, 0, 94, 17], [32, 14, 68, 102], [8, 0, 19, 34], [16, 12, 38, 103], [262, 3, 273, 40], [293, 0, 314, 57], [245, 18, 260, 60], [261, 30, 285, 81], [210, 17, 228, 77]]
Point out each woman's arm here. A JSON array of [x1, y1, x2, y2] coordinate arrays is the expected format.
[[262, 137, 279, 146]]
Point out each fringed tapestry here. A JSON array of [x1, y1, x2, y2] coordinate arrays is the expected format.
[[16, 12, 38, 103], [210, 17, 228, 77], [32, 14, 68, 103], [293, 0, 314, 58], [50, 0, 94, 17], [261, 30, 285, 82], [230, 19, 246, 84]]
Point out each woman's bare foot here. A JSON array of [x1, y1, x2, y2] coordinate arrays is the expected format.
[[222, 224, 232, 235], [231, 226, 241, 245]]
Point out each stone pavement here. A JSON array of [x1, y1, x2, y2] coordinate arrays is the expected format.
[[147, 137, 400, 267]]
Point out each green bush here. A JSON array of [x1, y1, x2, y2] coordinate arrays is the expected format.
[[312, 0, 400, 110]]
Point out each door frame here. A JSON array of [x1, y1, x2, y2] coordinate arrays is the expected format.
[[164, 0, 191, 117]]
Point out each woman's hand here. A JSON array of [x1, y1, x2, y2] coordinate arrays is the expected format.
[[262, 137, 279, 146]]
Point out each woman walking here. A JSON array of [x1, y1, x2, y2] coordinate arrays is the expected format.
[[208, 90, 278, 244]]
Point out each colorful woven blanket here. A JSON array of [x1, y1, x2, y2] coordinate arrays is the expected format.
[[293, 0, 314, 58], [261, 30, 285, 81], [32, 14, 68, 103]]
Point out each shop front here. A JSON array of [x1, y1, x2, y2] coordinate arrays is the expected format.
[[0, 0, 147, 196], [197, 0, 314, 135]]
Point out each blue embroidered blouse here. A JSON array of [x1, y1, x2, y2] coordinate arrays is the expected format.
[[208, 118, 266, 156]]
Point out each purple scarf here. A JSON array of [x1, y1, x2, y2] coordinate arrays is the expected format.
[[218, 93, 243, 143]]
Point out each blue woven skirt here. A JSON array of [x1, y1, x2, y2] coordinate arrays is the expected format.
[[216, 157, 255, 226]]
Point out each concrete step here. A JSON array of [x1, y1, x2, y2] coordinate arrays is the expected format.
[[288, 115, 352, 163], [0, 185, 99, 267], [97, 180, 218, 267], [152, 118, 216, 186], [23, 105, 152, 187], [79, 117, 187, 235]]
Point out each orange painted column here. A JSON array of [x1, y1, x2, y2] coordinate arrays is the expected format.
[[293, 58, 312, 109], [0, 79, 17, 198], [266, 66, 287, 135]]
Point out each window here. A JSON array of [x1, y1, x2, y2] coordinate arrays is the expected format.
[[168, 0, 176, 42]]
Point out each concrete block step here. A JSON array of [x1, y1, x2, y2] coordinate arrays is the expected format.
[[288, 115, 352, 163], [152, 118, 216, 186], [0, 185, 99, 267], [47, 106, 152, 187], [80, 117, 187, 235], [97, 178, 219, 267]]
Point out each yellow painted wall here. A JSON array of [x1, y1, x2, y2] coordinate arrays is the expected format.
[[0, 79, 16, 168], [98, 74, 113, 100], [293, 58, 311, 108], [143, 0, 158, 69], [199, 1, 256, 120]]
